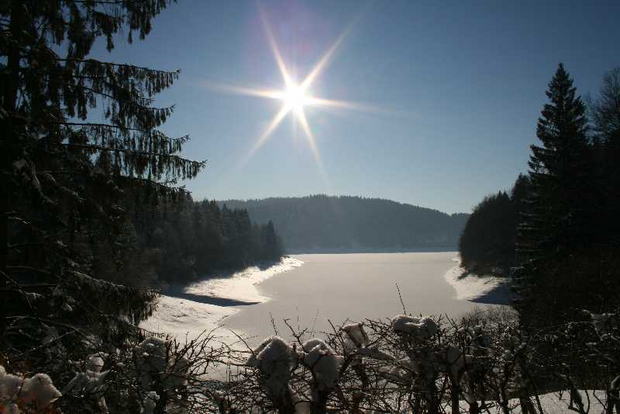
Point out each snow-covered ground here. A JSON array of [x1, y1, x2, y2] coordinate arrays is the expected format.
[[184, 257, 304, 304], [457, 390, 605, 414], [139, 257, 303, 342], [443, 258, 511, 304], [139, 294, 238, 342]]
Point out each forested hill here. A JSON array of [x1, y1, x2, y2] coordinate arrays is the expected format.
[[218, 195, 468, 252]]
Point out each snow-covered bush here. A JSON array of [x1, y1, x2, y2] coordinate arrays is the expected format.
[[0, 365, 62, 413], [301, 339, 343, 391], [62, 353, 110, 412], [246, 336, 297, 411]]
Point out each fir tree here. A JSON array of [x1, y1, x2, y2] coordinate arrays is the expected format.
[[515, 64, 595, 324], [0, 0, 204, 370]]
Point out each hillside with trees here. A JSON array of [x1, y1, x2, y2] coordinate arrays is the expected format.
[[127, 197, 284, 285], [220, 195, 468, 252]]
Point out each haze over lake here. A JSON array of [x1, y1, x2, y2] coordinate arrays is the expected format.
[[222, 252, 486, 343]]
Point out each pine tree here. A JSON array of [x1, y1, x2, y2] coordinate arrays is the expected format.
[[522, 64, 590, 256], [515, 64, 594, 324], [0, 0, 204, 368]]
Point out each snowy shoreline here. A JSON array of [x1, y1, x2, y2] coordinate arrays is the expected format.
[[141, 255, 511, 344], [443, 258, 511, 305], [139, 257, 304, 341]]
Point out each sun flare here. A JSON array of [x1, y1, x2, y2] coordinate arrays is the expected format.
[[204, 4, 373, 176], [283, 84, 311, 113]]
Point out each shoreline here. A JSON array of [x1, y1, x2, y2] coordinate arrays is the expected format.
[[443, 260, 511, 305], [139, 257, 304, 341]]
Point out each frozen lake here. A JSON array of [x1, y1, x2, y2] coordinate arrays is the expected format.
[[221, 252, 485, 344], [142, 252, 507, 347]]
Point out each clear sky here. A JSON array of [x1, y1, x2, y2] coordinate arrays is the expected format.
[[93, 0, 620, 214]]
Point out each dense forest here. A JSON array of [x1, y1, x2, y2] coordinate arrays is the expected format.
[[459, 64, 620, 326], [221, 195, 469, 252], [125, 196, 284, 286], [458, 174, 530, 276]]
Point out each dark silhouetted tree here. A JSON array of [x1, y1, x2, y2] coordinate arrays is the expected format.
[[0, 0, 204, 369], [515, 64, 601, 325], [589, 68, 620, 247]]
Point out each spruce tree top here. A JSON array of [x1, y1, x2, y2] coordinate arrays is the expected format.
[[529, 63, 588, 180]]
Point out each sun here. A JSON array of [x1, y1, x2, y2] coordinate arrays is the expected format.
[[283, 83, 311, 114]]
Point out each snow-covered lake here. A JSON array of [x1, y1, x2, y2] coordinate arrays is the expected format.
[[141, 252, 509, 347]]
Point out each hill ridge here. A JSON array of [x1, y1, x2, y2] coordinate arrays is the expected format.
[[216, 195, 468, 253]]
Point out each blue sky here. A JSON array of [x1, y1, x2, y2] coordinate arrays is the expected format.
[[94, 0, 620, 214]]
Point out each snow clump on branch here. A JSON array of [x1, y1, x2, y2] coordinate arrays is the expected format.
[[341, 323, 369, 350], [391, 315, 438, 338], [301, 339, 344, 390], [0, 365, 62, 412], [246, 336, 297, 397]]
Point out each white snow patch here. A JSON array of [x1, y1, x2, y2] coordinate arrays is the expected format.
[[341, 323, 369, 350], [302, 339, 344, 389], [247, 336, 297, 396], [391, 315, 438, 338], [443, 264, 505, 301], [140, 258, 303, 344], [185, 257, 303, 303], [0, 366, 62, 411], [139, 295, 237, 342]]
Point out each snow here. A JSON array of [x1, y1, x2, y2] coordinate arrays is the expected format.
[[301, 339, 343, 389], [140, 294, 237, 342], [440, 346, 465, 378], [454, 390, 607, 413], [341, 323, 368, 350], [246, 336, 296, 396], [391, 315, 438, 338], [185, 257, 303, 304], [0, 366, 62, 412], [62, 369, 109, 411], [140, 257, 303, 343], [135, 337, 169, 391], [443, 262, 509, 303]]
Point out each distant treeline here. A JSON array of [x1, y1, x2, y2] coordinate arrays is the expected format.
[[116, 198, 285, 286], [220, 195, 468, 252], [458, 64, 620, 327]]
